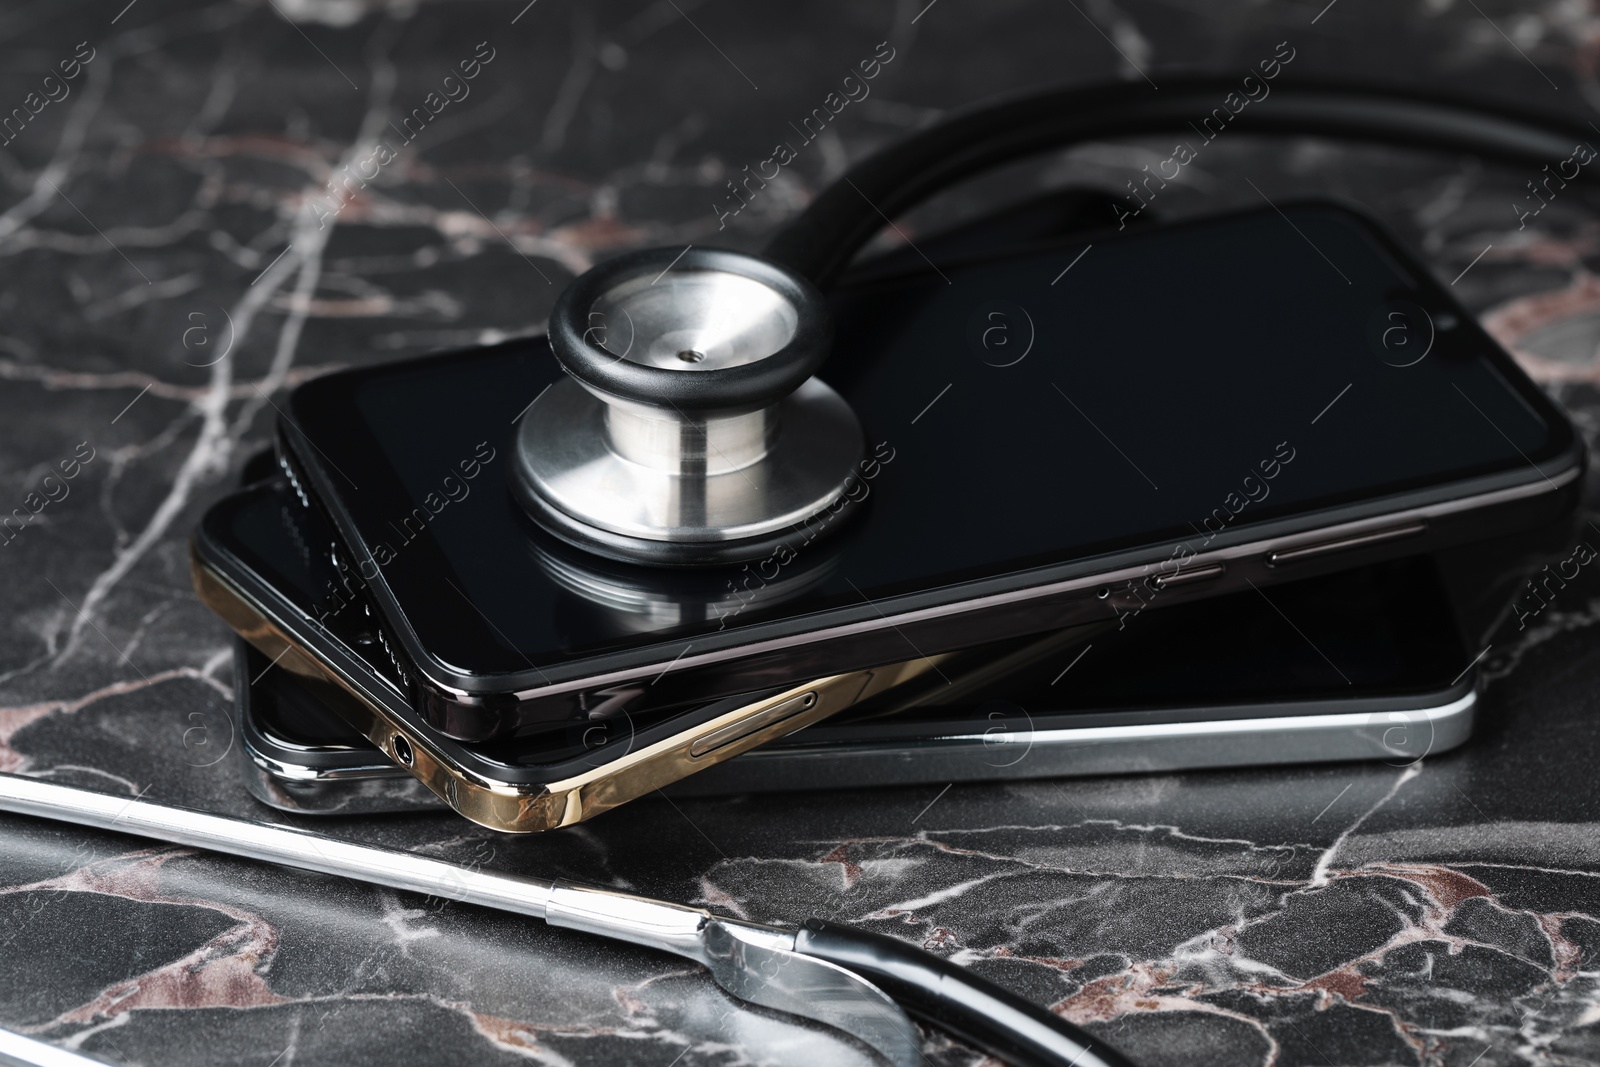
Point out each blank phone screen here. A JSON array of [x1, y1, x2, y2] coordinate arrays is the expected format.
[[287, 204, 1570, 675]]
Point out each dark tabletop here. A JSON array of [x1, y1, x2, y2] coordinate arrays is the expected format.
[[3, 2, 1600, 1065]]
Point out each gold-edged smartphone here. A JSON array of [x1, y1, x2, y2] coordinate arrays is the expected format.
[[191, 479, 954, 832]]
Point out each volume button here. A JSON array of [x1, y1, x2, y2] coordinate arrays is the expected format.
[[1267, 520, 1426, 566], [688, 690, 819, 758], [1147, 563, 1223, 591]]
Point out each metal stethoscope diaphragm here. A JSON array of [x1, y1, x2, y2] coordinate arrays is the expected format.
[[509, 246, 863, 566]]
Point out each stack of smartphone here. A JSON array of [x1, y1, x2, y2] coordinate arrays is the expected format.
[[192, 201, 1583, 831]]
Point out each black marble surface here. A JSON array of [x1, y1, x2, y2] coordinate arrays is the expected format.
[[5, 1, 1600, 1064]]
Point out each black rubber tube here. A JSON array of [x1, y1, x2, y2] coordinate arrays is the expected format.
[[794, 919, 1137, 1067], [764, 78, 1600, 289]]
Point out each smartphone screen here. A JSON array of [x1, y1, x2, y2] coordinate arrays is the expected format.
[[285, 202, 1572, 679]]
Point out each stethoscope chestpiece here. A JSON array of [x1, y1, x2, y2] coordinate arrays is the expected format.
[[510, 246, 864, 566]]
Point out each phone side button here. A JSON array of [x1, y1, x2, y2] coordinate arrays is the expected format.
[[1148, 563, 1224, 591], [1267, 520, 1427, 566], [689, 690, 819, 758]]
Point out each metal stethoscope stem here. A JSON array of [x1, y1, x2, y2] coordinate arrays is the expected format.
[[0, 773, 1131, 1067], [0, 773, 920, 1067]]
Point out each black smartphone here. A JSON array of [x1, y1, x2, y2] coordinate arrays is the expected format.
[[232, 549, 1479, 817], [277, 201, 1580, 742]]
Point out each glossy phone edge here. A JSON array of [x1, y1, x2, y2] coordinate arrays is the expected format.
[[675, 684, 1475, 793], [235, 655, 1476, 813], [191, 545, 941, 833], [291, 398, 1578, 707]]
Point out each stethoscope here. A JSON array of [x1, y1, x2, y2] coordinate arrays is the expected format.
[[510, 245, 850, 566], [507, 78, 1600, 569], [4, 80, 1596, 1067]]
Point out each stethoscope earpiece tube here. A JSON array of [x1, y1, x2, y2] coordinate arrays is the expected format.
[[795, 918, 1138, 1067], [764, 78, 1599, 290]]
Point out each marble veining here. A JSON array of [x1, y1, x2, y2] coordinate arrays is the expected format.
[[3, 1, 1600, 1064]]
